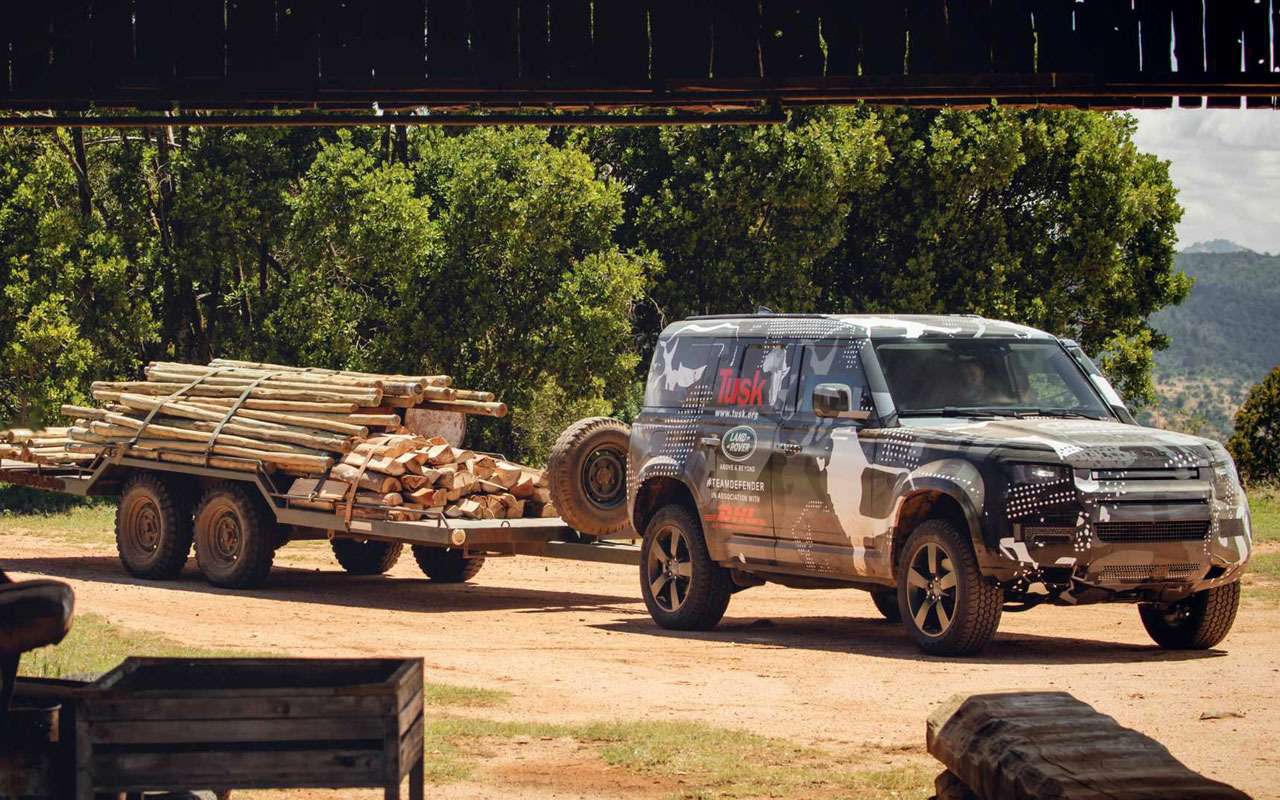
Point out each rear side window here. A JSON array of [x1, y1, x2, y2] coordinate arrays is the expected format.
[[715, 343, 798, 412], [798, 342, 874, 413], [644, 336, 724, 407]]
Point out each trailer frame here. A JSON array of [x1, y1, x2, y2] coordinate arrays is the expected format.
[[0, 452, 640, 574]]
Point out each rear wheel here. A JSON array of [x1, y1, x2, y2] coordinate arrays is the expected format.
[[412, 546, 485, 583], [640, 505, 732, 631], [331, 538, 403, 575], [115, 473, 193, 580], [897, 519, 1002, 656], [193, 483, 276, 589], [870, 589, 901, 622], [1140, 581, 1240, 650]]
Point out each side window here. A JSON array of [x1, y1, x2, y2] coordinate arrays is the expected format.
[[798, 341, 873, 414], [644, 336, 722, 408], [714, 343, 797, 412]]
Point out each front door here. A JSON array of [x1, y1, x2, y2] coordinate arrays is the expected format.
[[772, 340, 881, 576], [700, 340, 799, 566]]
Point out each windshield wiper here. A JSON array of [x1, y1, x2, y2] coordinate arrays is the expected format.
[[899, 407, 1006, 419], [1011, 408, 1106, 420]]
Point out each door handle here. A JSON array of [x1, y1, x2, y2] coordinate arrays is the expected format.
[[780, 441, 802, 456], [699, 436, 721, 448]]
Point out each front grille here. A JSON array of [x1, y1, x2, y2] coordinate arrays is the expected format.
[[1098, 563, 1203, 584], [1096, 520, 1209, 543]]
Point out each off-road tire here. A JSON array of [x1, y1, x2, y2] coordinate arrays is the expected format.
[[412, 546, 485, 583], [192, 483, 276, 589], [115, 473, 193, 580], [897, 519, 1003, 656], [870, 589, 901, 622], [1139, 581, 1241, 650], [640, 505, 732, 631], [331, 538, 403, 575], [548, 417, 632, 538]]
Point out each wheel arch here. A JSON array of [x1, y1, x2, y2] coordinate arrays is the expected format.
[[632, 475, 702, 536], [890, 480, 988, 573]]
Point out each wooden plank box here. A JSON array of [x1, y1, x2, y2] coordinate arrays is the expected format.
[[76, 658, 424, 800]]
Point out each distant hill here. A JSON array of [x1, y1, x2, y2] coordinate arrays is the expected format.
[[1140, 250, 1280, 440], [1181, 239, 1254, 255]]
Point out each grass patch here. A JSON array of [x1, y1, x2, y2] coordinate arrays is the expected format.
[[0, 502, 116, 547], [425, 682, 510, 708], [425, 716, 933, 799], [1249, 485, 1279, 544], [19, 611, 247, 681]]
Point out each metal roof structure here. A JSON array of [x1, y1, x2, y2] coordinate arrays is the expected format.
[[2, 1, 1277, 125]]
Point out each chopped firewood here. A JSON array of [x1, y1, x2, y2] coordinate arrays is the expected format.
[[353, 435, 419, 459], [408, 487, 445, 506], [491, 462, 523, 489], [341, 452, 406, 476], [530, 487, 552, 504], [476, 479, 506, 494], [331, 463, 402, 494], [286, 478, 350, 503], [357, 491, 403, 507], [512, 474, 537, 499], [423, 443, 453, 465]]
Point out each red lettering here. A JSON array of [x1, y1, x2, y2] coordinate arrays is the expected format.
[[716, 368, 768, 407]]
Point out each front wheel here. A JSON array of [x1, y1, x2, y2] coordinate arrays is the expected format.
[[640, 505, 732, 631], [870, 589, 901, 622], [897, 519, 1003, 656], [1139, 581, 1240, 650]]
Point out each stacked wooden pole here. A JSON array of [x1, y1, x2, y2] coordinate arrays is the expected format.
[[3, 359, 551, 522]]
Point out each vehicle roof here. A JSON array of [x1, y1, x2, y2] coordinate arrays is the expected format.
[[665, 314, 1057, 341]]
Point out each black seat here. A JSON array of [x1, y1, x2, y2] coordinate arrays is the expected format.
[[0, 569, 75, 714]]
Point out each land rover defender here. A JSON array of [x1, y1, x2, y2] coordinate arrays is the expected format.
[[626, 314, 1252, 656]]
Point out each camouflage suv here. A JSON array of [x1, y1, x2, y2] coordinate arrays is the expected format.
[[628, 314, 1251, 656]]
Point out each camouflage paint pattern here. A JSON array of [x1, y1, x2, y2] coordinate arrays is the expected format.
[[628, 314, 1251, 605]]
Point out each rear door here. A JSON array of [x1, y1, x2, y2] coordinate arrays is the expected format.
[[700, 340, 799, 565]]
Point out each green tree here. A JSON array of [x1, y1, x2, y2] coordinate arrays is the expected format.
[[1228, 368, 1280, 485], [575, 109, 888, 348], [819, 107, 1185, 405]]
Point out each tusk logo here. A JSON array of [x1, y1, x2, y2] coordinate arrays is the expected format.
[[721, 425, 758, 462]]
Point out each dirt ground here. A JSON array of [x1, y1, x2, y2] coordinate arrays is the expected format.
[[4, 529, 1277, 799]]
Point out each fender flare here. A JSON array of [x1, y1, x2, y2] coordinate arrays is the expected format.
[[893, 475, 1000, 572]]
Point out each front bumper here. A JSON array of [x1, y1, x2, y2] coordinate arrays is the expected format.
[[994, 467, 1252, 604]]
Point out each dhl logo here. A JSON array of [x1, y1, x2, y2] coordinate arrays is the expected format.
[[705, 503, 769, 528]]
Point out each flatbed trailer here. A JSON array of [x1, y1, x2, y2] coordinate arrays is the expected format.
[[0, 452, 639, 588]]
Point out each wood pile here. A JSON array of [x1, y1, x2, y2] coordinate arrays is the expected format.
[[2, 360, 556, 522]]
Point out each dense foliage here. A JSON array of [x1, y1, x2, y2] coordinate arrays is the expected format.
[[0, 107, 1184, 461], [1229, 368, 1280, 486]]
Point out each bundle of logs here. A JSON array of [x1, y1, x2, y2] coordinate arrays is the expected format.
[[0, 360, 556, 521]]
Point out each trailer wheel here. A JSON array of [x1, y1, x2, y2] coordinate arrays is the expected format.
[[331, 538, 403, 575], [548, 416, 632, 539], [115, 473, 193, 580], [193, 483, 276, 589], [411, 546, 485, 583]]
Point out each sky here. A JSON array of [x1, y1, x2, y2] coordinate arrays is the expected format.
[[1131, 109, 1280, 255]]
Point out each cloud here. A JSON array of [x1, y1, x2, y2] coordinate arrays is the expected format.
[[1131, 109, 1280, 254]]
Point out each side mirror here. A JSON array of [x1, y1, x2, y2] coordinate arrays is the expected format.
[[813, 383, 872, 421]]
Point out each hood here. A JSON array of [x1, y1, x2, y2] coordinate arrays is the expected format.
[[898, 417, 1216, 470]]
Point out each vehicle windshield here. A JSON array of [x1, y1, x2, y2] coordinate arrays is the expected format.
[[872, 339, 1112, 419]]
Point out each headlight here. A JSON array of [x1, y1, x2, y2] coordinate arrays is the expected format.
[[1207, 445, 1242, 497], [1008, 463, 1070, 484]]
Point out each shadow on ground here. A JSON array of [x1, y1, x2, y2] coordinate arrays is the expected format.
[[2, 554, 641, 615], [592, 614, 1226, 666]]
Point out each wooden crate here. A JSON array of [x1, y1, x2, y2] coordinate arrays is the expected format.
[[76, 658, 424, 800]]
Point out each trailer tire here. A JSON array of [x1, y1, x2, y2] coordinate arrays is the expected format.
[[412, 546, 484, 583], [115, 473, 193, 580], [331, 538, 403, 575], [548, 416, 631, 539], [193, 483, 276, 589]]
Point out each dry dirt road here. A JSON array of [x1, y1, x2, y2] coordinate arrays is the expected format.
[[4, 528, 1276, 799]]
